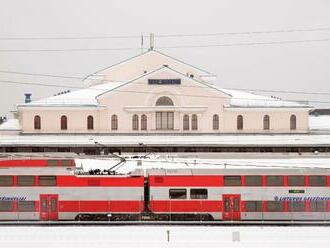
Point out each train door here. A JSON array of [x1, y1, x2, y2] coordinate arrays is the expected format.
[[222, 194, 241, 221], [40, 194, 58, 221]]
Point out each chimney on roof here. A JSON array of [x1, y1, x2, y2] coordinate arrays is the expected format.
[[24, 93, 32, 103]]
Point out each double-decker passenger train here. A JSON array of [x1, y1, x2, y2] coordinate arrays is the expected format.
[[0, 156, 330, 222]]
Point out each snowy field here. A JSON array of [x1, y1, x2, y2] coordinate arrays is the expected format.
[[0, 225, 329, 248]]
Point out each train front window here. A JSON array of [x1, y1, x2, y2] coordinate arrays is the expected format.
[[169, 189, 187, 199]]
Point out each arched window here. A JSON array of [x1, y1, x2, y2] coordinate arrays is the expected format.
[[132, 114, 139, 130], [290, 114, 296, 130], [141, 114, 147, 130], [191, 114, 198, 130], [156, 96, 174, 106], [183, 114, 189, 130], [87, 115, 94, 130], [60, 115, 67, 130], [263, 115, 270, 130], [34, 115, 41, 130], [237, 115, 243, 130], [111, 115, 118, 130], [213, 114, 219, 130]]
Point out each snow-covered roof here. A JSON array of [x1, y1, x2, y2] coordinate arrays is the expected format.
[[309, 116, 330, 130], [20, 81, 126, 107], [0, 119, 21, 131], [219, 88, 310, 108]]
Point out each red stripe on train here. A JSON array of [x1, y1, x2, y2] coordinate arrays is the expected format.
[[149, 176, 222, 187], [149, 200, 222, 212], [56, 176, 144, 187]]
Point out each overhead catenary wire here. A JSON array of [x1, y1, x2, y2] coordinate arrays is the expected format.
[[0, 27, 330, 40], [0, 38, 329, 52]]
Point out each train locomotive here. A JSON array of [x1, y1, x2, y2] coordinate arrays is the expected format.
[[1, 157, 330, 222]]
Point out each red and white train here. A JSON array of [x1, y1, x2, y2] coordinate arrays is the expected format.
[[1, 157, 330, 222]]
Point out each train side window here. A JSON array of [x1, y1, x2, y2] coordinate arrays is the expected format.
[[288, 176, 305, 186], [245, 201, 262, 212], [0, 201, 13, 211], [288, 201, 305, 212], [309, 176, 327, 186], [18, 201, 35, 212], [39, 176, 57, 186], [266, 176, 283, 186], [224, 176, 241, 186], [17, 176, 35, 186], [47, 160, 58, 166], [267, 201, 284, 212], [0, 176, 13, 186], [310, 201, 327, 212], [190, 189, 208, 199], [245, 176, 262, 186], [169, 189, 187, 199], [61, 160, 72, 167]]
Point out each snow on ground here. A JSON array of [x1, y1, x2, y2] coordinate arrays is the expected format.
[[0, 225, 329, 248]]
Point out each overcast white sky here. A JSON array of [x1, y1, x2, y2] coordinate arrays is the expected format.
[[0, 0, 330, 115]]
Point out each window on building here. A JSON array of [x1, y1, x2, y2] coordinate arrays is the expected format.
[[245, 176, 263, 186], [141, 114, 147, 130], [263, 115, 270, 130], [288, 176, 305, 186], [39, 176, 56, 186], [60, 115, 67, 130], [309, 176, 327, 186], [288, 201, 305, 212], [267, 201, 284, 212], [18, 201, 35, 212], [0, 201, 13, 211], [156, 96, 174, 106], [17, 176, 35, 186], [111, 115, 118, 130], [34, 115, 41, 130], [224, 176, 241, 186], [190, 189, 208, 199], [266, 176, 283, 186], [0, 176, 13, 186], [310, 201, 327, 212], [87, 115, 94, 130], [191, 114, 198, 130], [169, 189, 187, 199], [183, 115, 189, 130], [237, 115, 243, 130], [132, 114, 139, 130], [156, 112, 174, 130], [290, 115, 297, 130], [245, 201, 262, 212], [213, 114, 219, 130]]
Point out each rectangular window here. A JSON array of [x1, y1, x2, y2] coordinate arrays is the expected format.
[[224, 176, 241, 186], [18, 201, 35, 212], [190, 189, 208, 199], [39, 176, 56, 186], [288, 201, 305, 212], [266, 176, 283, 186], [17, 176, 35, 186], [156, 112, 174, 130], [0, 176, 13, 186], [288, 176, 305, 186], [309, 176, 327, 186], [47, 160, 58, 166], [310, 201, 327, 212], [245, 201, 262, 212], [0, 201, 13, 211], [61, 160, 72, 167], [267, 201, 284, 212], [245, 176, 262, 186], [169, 189, 187, 199]]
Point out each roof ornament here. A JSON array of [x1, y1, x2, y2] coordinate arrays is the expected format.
[[149, 33, 155, 51]]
